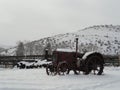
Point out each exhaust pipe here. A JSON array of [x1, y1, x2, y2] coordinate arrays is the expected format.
[[76, 38, 78, 58]]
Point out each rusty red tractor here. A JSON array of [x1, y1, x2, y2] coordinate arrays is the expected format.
[[46, 38, 104, 76]]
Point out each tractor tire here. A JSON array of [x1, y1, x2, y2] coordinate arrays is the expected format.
[[46, 64, 57, 76], [85, 55, 104, 75], [57, 62, 68, 75]]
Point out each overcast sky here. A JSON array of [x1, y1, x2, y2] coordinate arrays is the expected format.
[[0, 0, 120, 46]]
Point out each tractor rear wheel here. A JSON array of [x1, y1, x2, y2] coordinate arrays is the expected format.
[[85, 55, 104, 75], [46, 64, 57, 76]]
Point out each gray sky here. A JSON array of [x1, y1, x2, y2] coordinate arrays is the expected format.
[[0, 0, 120, 46]]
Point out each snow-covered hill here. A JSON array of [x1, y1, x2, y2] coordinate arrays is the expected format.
[[1, 25, 120, 56], [0, 47, 5, 53], [0, 44, 12, 49]]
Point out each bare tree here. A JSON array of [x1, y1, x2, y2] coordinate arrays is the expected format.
[[16, 41, 25, 56]]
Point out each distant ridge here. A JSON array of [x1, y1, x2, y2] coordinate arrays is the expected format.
[[1, 25, 120, 56]]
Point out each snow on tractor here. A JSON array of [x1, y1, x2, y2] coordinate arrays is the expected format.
[[46, 38, 104, 76]]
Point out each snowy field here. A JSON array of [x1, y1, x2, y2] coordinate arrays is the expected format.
[[0, 67, 120, 90]]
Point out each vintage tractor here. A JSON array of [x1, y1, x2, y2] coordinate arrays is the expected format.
[[46, 38, 104, 76]]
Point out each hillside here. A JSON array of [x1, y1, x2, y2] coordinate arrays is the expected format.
[[0, 44, 8, 54], [0, 47, 5, 53], [1, 25, 120, 56]]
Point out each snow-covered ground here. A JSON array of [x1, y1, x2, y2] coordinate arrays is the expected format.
[[0, 67, 120, 90]]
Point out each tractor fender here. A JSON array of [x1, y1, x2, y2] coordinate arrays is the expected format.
[[82, 51, 96, 60], [82, 51, 104, 64]]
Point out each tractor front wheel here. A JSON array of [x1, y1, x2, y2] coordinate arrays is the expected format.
[[57, 62, 68, 75], [46, 64, 57, 76]]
